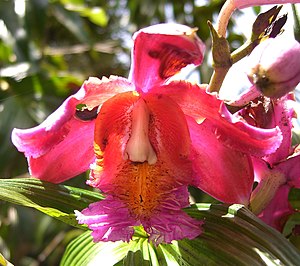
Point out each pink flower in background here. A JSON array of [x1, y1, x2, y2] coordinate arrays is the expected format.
[[252, 150, 300, 231], [12, 23, 282, 244], [237, 88, 299, 231]]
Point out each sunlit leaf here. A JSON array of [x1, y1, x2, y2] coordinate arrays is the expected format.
[[62, 3, 108, 27], [61, 204, 300, 265], [52, 4, 91, 44], [61, 231, 131, 266], [81, 7, 108, 27], [0, 252, 13, 266], [0, 177, 103, 229]]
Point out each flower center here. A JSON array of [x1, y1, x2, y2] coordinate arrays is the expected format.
[[117, 161, 172, 220], [124, 98, 157, 164]]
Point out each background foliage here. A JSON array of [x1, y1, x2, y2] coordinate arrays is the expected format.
[[0, 0, 299, 265]]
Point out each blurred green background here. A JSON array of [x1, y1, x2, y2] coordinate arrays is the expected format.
[[0, 0, 296, 265]]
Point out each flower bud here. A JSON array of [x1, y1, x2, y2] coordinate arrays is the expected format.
[[247, 37, 300, 98]]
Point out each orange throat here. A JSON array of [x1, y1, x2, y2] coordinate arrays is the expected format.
[[113, 161, 172, 220]]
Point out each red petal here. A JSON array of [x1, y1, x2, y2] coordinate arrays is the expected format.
[[90, 91, 139, 188], [129, 24, 205, 93], [144, 93, 192, 184]]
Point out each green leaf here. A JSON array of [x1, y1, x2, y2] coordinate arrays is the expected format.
[[61, 231, 131, 266], [0, 252, 13, 266], [52, 4, 91, 44], [0, 177, 103, 229], [61, 204, 300, 265]]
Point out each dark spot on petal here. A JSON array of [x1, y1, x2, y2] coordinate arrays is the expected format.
[[102, 138, 108, 147], [139, 195, 143, 203], [148, 50, 160, 58], [75, 106, 98, 121]]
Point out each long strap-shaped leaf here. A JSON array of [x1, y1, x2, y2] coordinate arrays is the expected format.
[[0, 177, 103, 229], [0, 178, 299, 265], [61, 204, 300, 266]]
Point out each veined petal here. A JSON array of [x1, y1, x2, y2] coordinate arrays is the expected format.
[[75, 197, 138, 242], [143, 186, 202, 244], [156, 81, 282, 157], [11, 76, 133, 183], [188, 117, 253, 204], [129, 23, 205, 93]]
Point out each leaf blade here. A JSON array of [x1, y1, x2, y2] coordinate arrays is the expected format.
[[0, 177, 103, 228]]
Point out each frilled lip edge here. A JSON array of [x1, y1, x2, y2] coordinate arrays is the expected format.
[[74, 188, 203, 245]]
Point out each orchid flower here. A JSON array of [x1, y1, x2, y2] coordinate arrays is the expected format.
[[12, 23, 282, 244], [251, 149, 300, 231], [234, 82, 299, 230]]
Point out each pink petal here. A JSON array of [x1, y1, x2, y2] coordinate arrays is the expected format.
[[237, 95, 295, 164], [12, 76, 133, 183], [156, 81, 282, 157], [277, 150, 300, 188], [219, 102, 282, 157], [144, 186, 203, 244], [188, 117, 253, 204], [247, 38, 300, 98], [75, 196, 138, 242], [90, 91, 193, 188], [264, 96, 295, 164], [76, 187, 202, 244], [28, 119, 95, 183], [258, 185, 294, 232], [129, 24, 205, 93]]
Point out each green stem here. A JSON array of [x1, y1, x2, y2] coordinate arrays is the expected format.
[[292, 4, 300, 42], [208, 67, 230, 93], [231, 39, 257, 64], [207, 21, 232, 93]]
